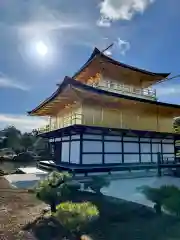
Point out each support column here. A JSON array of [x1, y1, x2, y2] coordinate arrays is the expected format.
[[157, 152, 162, 177], [80, 133, 83, 165], [173, 118, 180, 162]]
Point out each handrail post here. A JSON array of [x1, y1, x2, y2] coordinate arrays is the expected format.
[[157, 152, 162, 177]]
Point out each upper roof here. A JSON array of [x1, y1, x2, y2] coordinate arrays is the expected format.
[[73, 47, 170, 81], [28, 76, 180, 116]]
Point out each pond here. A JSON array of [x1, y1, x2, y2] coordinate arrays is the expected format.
[[0, 160, 36, 172], [102, 175, 180, 207]]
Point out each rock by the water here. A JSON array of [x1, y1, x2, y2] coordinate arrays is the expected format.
[[0, 169, 7, 176], [11, 169, 25, 175], [0, 168, 25, 176]]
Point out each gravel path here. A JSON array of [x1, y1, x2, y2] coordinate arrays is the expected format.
[[0, 177, 46, 240]]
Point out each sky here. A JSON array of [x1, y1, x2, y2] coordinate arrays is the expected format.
[[0, 0, 180, 132]]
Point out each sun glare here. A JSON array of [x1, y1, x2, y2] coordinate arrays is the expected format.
[[35, 41, 48, 56], [23, 36, 57, 67]]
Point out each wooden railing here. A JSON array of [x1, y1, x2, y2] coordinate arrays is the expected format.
[[87, 80, 157, 100], [37, 113, 83, 134], [38, 125, 50, 134]]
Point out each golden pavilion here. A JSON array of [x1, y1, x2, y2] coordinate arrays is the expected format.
[[28, 48, 180, 173]]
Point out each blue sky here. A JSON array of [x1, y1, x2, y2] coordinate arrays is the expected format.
[[0, 0, 180, 131]]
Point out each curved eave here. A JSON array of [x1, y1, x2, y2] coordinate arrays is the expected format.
[[28, 76, 72, 116], [73, 47, 170, 80], [70, 78, 180, 110], [28, 76, 180, 116]]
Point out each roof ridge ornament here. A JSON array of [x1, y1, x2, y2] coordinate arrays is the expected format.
[[101, 43, 114, 54]]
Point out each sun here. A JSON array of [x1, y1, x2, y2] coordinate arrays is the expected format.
[[35, 41, 48, 56]]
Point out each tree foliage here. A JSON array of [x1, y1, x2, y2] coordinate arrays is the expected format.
[[20, 133, 34, 151], [163, 194, 180, 216], [161, 186, 180, 216], [3, 126, 22, 150], [140, 185, 180, 215], [55, 201, 99, 234], [36, 176, 59, 213], [84, 176, 110, 194], [0, 126, 49, 156], [35, 171, 81, 213]]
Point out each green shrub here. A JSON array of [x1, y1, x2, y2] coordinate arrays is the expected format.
[[139, 185, 180, 215], [36, 177, 59, 213], [163, 189, 180, 216], [47, 171, 72, 187], [159, 185, 180, 198], [163, 196, 180, 216], [55, 201, 99, 233], [35, 171, 74, 213], [84, 176, 110, 194]]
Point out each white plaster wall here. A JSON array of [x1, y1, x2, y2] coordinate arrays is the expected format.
[[70, 141, 80, 164], [140, 138, 151, 142], [123, 137, 138, 141], [71, 135, 80, 140], [83, 134, 102, 140], [83, 141, 102, 152], [124, 142, 139, 153], [163, 153, 174, 159], [152, 143, 161, 153], [162, 144, 174, 153], [104, 154, 122, 163], [152, 138, 162, 142], [152, 154, 158, 162], [62, 136, 70, 141], [83, 154, 102, 164], [55, 138, 61, 142], [162, 139, 174, 143], [124, 154, 139, 163], [61, 142, 69, 162], [141, 154, 151, 163], [140, 143, 150, 153], [104, 142, 121, 152], [62, 134, 175, 165], [104, 135, 122, 141]]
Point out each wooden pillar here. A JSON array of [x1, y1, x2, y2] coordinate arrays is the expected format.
[[80, 133, 83, 165], [157, 152, 162, 177]]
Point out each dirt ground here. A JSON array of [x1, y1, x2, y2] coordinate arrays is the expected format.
[[0, 177, 46, 240]]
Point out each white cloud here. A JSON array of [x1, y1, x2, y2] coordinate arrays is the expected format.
[[0, 114, 47, 132], [17, 21, 87, 39], [16, 6, 89, 39], [98, 0, 155, 26], [117, 38, 130, 55], [0, 72, 29, 91], [104, 49, 112, 56], [96, 16, 111, 27], [103, 38, 130, 55]]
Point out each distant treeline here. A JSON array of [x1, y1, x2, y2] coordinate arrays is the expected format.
[[0, 126, 49, 155]]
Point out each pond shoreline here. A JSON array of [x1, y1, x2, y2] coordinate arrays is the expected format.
[[2, 174, 180, 239], [0, 157, 36, 163], [0, 159, 36, 173]]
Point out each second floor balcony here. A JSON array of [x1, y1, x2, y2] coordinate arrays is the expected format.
[[37, 106, 173, 135], [37, 113, 82, 134], [87, 79, 157, 101]]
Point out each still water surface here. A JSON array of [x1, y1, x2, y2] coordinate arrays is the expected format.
[[1, 161, 180, 207], [0, 161, 36, 172], [2, 161, 180, 208]]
